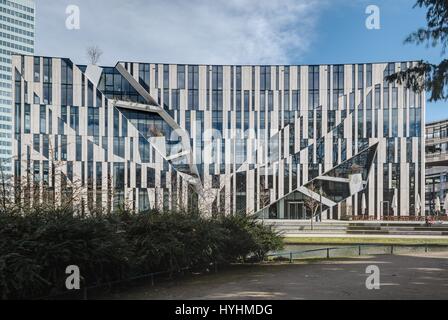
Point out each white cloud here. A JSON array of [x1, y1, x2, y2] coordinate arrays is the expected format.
[[36, 0, 325, 65]]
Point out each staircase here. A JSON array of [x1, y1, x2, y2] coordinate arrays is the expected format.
[[347, 222, 448, 236], [264, 220, 349, 235], [263, 220, 448, 237]]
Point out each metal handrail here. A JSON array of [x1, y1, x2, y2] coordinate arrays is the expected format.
[[266, 243, 448, 263]]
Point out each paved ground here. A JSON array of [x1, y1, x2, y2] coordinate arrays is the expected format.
[[105, 252, 448, 300]]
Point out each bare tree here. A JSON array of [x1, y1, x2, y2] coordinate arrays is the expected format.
[[303, 183, 323, 231], [86, 46, 103, 65]]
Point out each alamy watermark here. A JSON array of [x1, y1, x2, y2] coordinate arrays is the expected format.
[[65, 265, 81, 290], [365, 265, 380, 290], [65, 5, 80, 30], [365, 5, 381, 30]]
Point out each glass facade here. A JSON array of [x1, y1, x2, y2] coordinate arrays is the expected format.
[[12, 58, 425, 219]]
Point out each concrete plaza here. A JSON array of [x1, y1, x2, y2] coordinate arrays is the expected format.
[[106, 252, 448, 300]]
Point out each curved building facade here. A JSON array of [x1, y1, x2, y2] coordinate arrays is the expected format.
[[11, 56, 425, 220]]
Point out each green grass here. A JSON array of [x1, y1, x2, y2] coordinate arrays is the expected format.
[[283, 237, 448, 246]]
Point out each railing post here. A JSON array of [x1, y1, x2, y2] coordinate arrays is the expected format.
[[326, 248, 330, 259], [425, 245, 428, 253], [289, 252, 293, 263], [81, 278, 87, 300], [83, 286, 87, 301], [391, 245, 394, 255], [358, 245, 361, 256]]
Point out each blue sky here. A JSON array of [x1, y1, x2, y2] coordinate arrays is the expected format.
[[299, 0, 446, 123], [36, 0, 447, 123]]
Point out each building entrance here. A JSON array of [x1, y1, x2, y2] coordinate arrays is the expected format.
[[287, 202, 306, 220]]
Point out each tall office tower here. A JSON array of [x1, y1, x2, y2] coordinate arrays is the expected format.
[[0, 0, 34, 174]]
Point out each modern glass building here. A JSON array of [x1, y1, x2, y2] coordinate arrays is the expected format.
[[425, 118, 448, 215], [0, 0, 34, 174], [11, 56, 426, 220]]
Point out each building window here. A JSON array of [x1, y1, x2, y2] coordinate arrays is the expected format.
[[76, 136, 82, 161], [88, 141, 94, 162], [212, 66, 223, 110], [34, 57, 40, 82], [138, 63, 150, 90], [260, 66, 271, 91], [384, 87, 389, 109], [171, 89, 180, 109], [333, 65, 344, 109], [284, 91, 290, 111], [33, 134, 39, 152], [212, 111, 224, 133], [292, 90, 300, 111], [177, 65, 185, 89], [88, 107, 100, 136], [147, 167, 155, 188], [308, 66, 319, 109], [392, 108, 399, 136], [61, 135, 67, 161], [43, 83, 52, 105], [39, 105, 46, 134], [61, 59, 73, 106], [87, 81, 94, 107], [96, 89, 102, 108], [24, 104, 30, 133], [113, 137, 125, 158], [374, 85, 381, 109], [113, 163, 125, 190], [236, 66, 242, 89], [358, 64, 364, 89], [308, 110, 314, 139], [366, 64, 372, 87], [59, 106, 67, 135], [96, 162, 103, 188], [42, 135, 49, 158], [384, 109, 389, 137], [243, 90, 249, 112], [284, 66, 290, 91], [392, 87, 398, 109], [163, 64, 170, 88], [70, 106, 79, 134], [43, 57, 52, 82], [188, 65, 199, 109], [383, 63, 395, 87], [163, 88, 170, 109], [15, 103, 21, 134]]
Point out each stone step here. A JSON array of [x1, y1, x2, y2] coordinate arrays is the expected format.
[[414, 227, 448, 232], [347, 226, 383, 230], [277, 230, 346, 235], [349, 223, 424, 227], [347, 230, 448, 236], [347, 230, 390, 235], [266, 223, 349, 228], [273, 227, 347, 231], [347, 226, 448, 232], [264, 220, 349, 225], [274, 225, 348, 229]]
